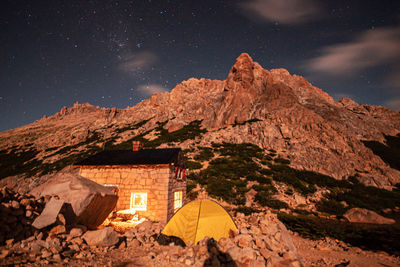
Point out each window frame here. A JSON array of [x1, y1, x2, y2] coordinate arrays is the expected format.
[[130, 192, 148, 211], [173, 191, 183, 212]]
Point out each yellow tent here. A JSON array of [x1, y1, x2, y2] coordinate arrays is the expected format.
[[161, 199, 238, 244]]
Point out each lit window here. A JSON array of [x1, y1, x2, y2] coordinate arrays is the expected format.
[[174, 191, 183, 212], [130, 192, 147, 211]]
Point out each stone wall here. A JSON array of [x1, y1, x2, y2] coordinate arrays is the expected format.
[[167, 164, 187, 220], [79, 165, 172, 223]]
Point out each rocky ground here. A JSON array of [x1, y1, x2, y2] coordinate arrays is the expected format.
[[293, 234, 400, 267], [1, 187, 400, 267]]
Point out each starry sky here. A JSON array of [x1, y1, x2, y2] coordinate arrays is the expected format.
[[1, 0, 400, 132]]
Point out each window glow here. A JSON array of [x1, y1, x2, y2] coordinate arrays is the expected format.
[[174, 191, 183, 212], [130, 192, 147, 211]]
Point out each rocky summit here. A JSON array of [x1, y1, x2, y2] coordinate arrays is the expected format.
[[1, 53, 399, 192]]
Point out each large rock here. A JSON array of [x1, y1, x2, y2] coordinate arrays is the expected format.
[[344, 208, 396, 224], [31, 173, 117, 229], [82, 227, 119, 247], [32, 197, 64, 229]]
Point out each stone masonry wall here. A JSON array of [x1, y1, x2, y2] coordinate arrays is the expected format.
[[79, 165, 170, 223], [167, 164, 187, 221]]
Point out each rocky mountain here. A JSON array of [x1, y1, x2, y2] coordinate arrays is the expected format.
[[1, 53, 399, 194], [2, 52, 400, 266]]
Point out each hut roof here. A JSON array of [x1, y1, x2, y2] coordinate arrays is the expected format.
[[74, 148, 182, 166]]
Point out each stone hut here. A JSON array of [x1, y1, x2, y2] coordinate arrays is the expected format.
[[74, 142, 186, 223]]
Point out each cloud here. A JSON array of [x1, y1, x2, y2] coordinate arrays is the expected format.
[[239, 0, 321, 24], [385, 98, 400, 111], [118, 51, 158, 74], [306, 26, 400, 77], [136, 84, 167, 96]]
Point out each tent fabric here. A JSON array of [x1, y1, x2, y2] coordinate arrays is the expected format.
[[161, 200, 238, 244]]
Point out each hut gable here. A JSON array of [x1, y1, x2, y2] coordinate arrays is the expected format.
[[74, 144, 186, 223]]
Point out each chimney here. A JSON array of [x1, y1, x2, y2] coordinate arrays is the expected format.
[[132, 141, 143, 151]]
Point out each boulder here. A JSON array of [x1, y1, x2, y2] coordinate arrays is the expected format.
[[32, 198, 64, 229], [82, 227, 119, 247], [344, 208, 395, 224], [69, 228, 84, 238], [31, 173, 117, 229]]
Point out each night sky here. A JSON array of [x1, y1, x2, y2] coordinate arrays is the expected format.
[[1, 0, 399, 132]]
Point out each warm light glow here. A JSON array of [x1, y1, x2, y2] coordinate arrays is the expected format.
[[130, 192, 147, 211], [174, 191, 183, 212]]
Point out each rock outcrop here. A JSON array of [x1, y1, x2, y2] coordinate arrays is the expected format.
[[82, 228, 120, 247], [31, 174, 117, 229], [344, 208, 396, 224]]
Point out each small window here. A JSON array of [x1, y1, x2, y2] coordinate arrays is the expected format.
[[130, 192, 147, 211], [174, 191, 183, 212]]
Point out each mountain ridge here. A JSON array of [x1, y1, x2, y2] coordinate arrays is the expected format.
[[1, 53, 399, 193]]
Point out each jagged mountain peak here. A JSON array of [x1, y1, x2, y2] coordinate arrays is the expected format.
[[0, 53, 399, 192]]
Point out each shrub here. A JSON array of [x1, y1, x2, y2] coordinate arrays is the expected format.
[[116, 118, 151, 133], [205, 177, 235, 202], [236, 206, 260, 216], [106, 120, 207, 150], [278, 213, 400, 255], [183, 148, 195, 154], [187, 191, 199, 200], [270, 165, 317, 195], [268, 164, 351, 196], [273, 158, 291, 165], [285, 188, 294, 195], [186, 180, 199, 200], [259, 169, 273, 176], [186, 179, 197, 193], [316, 199, 347, 215], [252, 183, 277, 193], [188, 142, 271, 203], [185, 160, 202, 170], [212, 142, 264, 160], [325, 183, 400, 214], [194, 147, 214, 161], [293, 209, 312, 215], [254, 190, 288, 209]]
